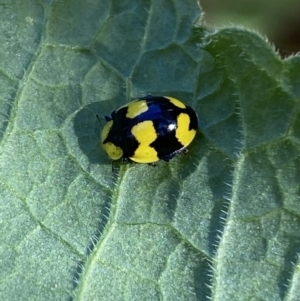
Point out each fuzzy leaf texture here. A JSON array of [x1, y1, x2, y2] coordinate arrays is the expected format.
[[0, 0, 299, 300]]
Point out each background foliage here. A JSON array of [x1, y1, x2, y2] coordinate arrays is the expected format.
[[202, 0, 300, 55]]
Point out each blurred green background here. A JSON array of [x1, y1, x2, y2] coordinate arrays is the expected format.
[[201, 0, 300, 56]]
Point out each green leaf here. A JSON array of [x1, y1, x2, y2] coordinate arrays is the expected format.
[[0, 1, 299, 300]]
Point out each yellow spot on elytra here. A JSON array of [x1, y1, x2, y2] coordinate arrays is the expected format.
[[176, 113, 196, 146], [126, 100, 148, 119], [130, 120, 159, 163], [165, 96, 186, 109], [101, 121, 123, 160]]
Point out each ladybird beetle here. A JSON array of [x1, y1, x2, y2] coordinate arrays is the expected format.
[[101, 95, 198, 164]]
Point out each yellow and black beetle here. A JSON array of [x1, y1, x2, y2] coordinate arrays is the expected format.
[[101, 95, 198, 164]]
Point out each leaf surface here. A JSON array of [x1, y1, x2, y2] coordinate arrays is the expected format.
[[0, 1, 299, 300]]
